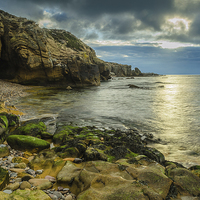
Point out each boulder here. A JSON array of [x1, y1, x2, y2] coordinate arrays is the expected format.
[[84, 147, 107, 161], [20, 181, 31, 190], [0, 113, 19, 143], [0, 144, 9, 157], [12, 157, 29, 164], [129, 84, 140, 88], [14, 162, 27, 169], [76, 160, 172, 199], [29, 149, 66, 178], [189, 165, 200, 178], [57, 161, 82, 183], [4, 182, 20, 191], [167, 167, 200, 196], [7, 135, 50, 153], [29, 179, 52, 190], [12, 120, 47, 138]]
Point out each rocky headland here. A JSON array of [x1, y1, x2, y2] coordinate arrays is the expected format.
[[0, 9, 144, 87]]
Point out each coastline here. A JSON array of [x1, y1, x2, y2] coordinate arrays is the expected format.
[[1, 79, 200, 199]]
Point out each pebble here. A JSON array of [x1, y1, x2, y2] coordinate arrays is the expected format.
[[48, 194, 58, 200], [10, 172, 18, 178], [5, 182, 20, 191], [1, 144, 77, 199], [45, 175, 56, 183], [3, 189, 13, 194], [35, 169, 43, 174], [65, 195, 73, 200], [26, 169, 36, 176], [53, 191, 63, 199], [7, 156, 13, 162], [73, 158, 82, 163], [21, 175, 33, 181], [20, 181, 32, 190]]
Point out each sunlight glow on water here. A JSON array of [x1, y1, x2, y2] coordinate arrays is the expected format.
[[14, 75, 200, 167]]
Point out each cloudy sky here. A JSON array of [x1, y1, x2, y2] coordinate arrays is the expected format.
[[1, 0, 200, 74]]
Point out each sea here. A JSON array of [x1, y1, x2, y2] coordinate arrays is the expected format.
[[13, 75, 200, 168]]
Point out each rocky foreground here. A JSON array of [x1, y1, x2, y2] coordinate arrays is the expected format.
[[1, 112, 200, 200]]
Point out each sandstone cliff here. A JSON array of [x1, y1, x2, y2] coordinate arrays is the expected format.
[[0, 10, 139, 86]]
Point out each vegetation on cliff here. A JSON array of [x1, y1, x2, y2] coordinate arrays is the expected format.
[[0, 9, 145, 87]]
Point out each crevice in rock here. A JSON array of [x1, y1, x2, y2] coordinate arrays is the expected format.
[[165, 182, 178, 200]]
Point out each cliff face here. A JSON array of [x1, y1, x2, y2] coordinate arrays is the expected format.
[[93, 57, 132, 78], [0, 10, 101, 86], [106, 62, 132, 77], [0, 10, 136, 86]]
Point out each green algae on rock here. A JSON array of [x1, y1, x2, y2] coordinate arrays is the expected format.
[[7, 135, 50, 153], [0, 145, 9, 158], [0, 167, 9, 190], [12, 121, 48, 138], [189, 165, 200, 178], [0, 112, 19, 143]]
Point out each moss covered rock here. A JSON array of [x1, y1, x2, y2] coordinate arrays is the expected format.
[[0, 190, 51, 200], [7, 135, 50, 153], [0, 166, 9, 190], [84, 147, 107, 161], [12, 156, 29, 164], [78, 174, 147, 200], [54, 140, 87, 158], [12, 121, 47, 138], [53, 125, 107, 144], [167, 167, 200, 196], [189, 165, 200, 178], [0, 144, 9, 158], [0, 113, 19, 143]]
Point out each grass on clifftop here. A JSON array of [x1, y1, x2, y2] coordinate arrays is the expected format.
[[47, 29, 84, 51]]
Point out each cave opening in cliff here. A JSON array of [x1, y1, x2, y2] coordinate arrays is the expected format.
[[0, 38, 20, 80]]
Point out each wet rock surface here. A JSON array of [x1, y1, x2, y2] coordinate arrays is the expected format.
[[1, 114, 200, 199]]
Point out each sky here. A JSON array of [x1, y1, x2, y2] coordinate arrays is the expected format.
[[1, 0, 200, 74]]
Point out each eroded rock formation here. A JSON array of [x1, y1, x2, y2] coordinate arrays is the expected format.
[[0, 10, 138, 86], [0, 10, 99, 86]]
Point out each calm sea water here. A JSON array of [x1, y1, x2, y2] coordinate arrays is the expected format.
[[14, 75, 200, 167]]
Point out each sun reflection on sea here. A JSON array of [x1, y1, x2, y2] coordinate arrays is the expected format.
[[149, 76, 200, 167]]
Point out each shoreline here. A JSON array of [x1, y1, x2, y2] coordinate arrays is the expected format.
[[1, 79, 200, 199], [0, 80, 34, 115]]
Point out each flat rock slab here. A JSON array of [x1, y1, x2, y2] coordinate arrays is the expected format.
[[0, 190, 51, 200], [29, 178, 51, 187]]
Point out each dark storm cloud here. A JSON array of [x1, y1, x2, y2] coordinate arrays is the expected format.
[[189, 14, 200, 37], [0, 0, 174, 31], [84, 32, 99, 40]]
